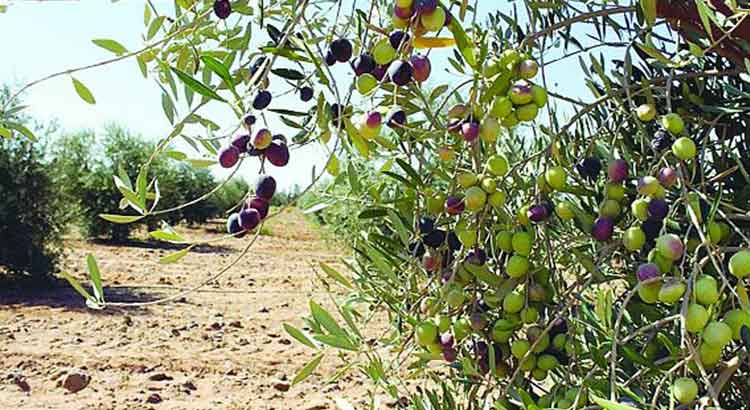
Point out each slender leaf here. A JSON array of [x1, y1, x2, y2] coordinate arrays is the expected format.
[[200, 55, 236, 90], [271, 68, 306, 80], [72, 77, 96, 104], [313, 334, 357, 351], [86, 254, 104, 304], [170, 67, 226, 102], [92, 38, 128, 55], [99, 214, 145, 224], [310, 301, 347, 337], [159, 246, 193, 264], [284, 323, 318, 349], [292, 353, 323, 385], [590, 395, 639, 410], [59, 271, 94, 302], [319, 262, 352, 289]]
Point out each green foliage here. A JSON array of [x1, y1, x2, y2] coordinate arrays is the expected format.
[[0, 136, 67, 277], [51, 125, 248, 241], [212, 177, 249, 213], [0, 87, 67, 278], [298, 161, 381, 246]]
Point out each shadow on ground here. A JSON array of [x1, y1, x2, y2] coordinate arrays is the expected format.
[[0, 277, 171, 315], [89, 238, 232, 254]]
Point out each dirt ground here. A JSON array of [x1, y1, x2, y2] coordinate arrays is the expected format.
[[0, 209, 383, 410]]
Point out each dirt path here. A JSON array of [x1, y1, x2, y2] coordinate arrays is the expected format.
[[0, 209, 375, 410]]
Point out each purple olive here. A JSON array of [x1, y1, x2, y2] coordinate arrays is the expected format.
[[648, 198, 669, 220], [608, 159, 629, 183], [527, 204, 549, 222], [445, 196, 465, 215], [213, 0, 231, 19], [226, 213, 245, 237], [592, 217, 614, 241], [231, 134, 251, 153], [252, 90, 272, 110], [243, 114, 257, 129], [246, 196, 269, 219], [442, 347, 457, 362], [423, 229, 447, 248], [658, 167, 677, 187], [416, 0, 438, 14], [330, 38, 353, 63], [372, 64, 388, 81], [264, 141, 290, 167], [365, 111, 382, 128], [439, 333, 454, 349], [577, 156, 602, 179], [389, 30, 411, 50], [461, 122, 479, 142], [636, 263, 661, 282], [410, 54, 431, 82], [218, 146, 240, 168], [352, 53, 376, 76], [387, 60, 413, 86], [299, 86, 314, 102], [238, 208, 261, 230], [641, 218, 663, 242], [393, 4, 414, 19], [386, 109, 407, 129], [475, 341, 489, 357], [324, 50, 337, 66], [447, 231, 461, 251], [255, 175, 276, 200]]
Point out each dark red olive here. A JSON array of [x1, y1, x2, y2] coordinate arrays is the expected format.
[[231, 134, 251, 153], [213, 0, 231, 19], [218, 146, 240, 168], [246, 197, 270, 219], [238, 208, 261, 230], [265, 141, 290, 167]]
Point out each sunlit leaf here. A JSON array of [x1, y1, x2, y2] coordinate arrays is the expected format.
[[319, 262, 352, 289], [92, 38, 128, 55], [284, 323, 317, 349], [159, 246, 193, 264], [86, 254, 104, 304], [71, 77, 96, 104], [291, 353, 323, 385], [99, 214, 145, 224]]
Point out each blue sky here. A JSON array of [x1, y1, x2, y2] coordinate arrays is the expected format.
[[0, 1, 603, 191]]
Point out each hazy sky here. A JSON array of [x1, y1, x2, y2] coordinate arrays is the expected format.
[[0, 1, 600, 191]]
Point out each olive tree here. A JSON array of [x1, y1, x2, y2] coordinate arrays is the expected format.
[[2, 0, 749, 408]]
